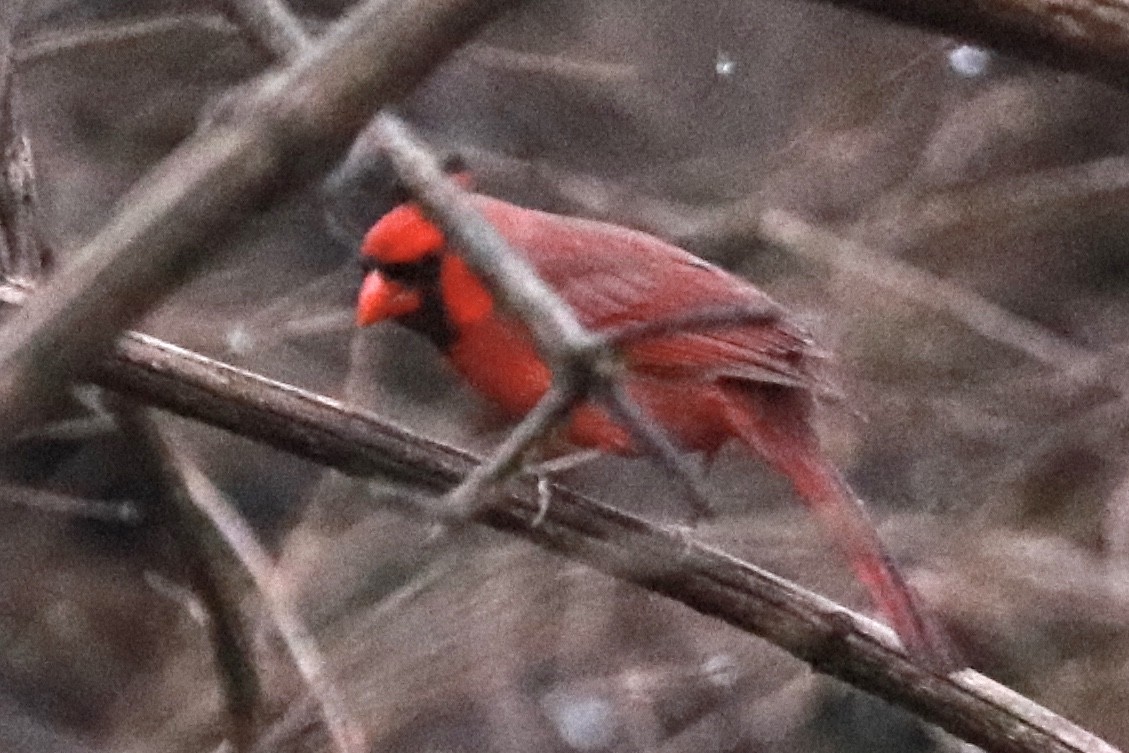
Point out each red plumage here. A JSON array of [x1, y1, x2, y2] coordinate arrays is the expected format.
[[357, 192, 954, 669]]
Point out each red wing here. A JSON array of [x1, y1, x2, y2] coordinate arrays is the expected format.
[[474, 195, 821, 390]]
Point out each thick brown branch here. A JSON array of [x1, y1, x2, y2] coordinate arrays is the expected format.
[[49, 321, 1115, 753], [0, 0, 524, 428]]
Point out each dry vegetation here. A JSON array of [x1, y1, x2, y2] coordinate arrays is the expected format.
[[3, 1, 1129, 752]]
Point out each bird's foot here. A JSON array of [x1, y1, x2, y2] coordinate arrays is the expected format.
[[526, 449, 602, 527]]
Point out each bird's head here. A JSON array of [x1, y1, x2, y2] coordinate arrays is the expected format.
[[356, 186, 494, 343], [356, 203, 442, 327]]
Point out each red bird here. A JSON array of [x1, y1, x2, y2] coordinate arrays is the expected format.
[[356, 188, 953, 669]]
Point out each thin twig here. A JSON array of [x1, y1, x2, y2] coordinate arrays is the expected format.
[[461, 44, 638, 85], [147, 418, 364, 753], [15, 12, 627, 92], [0, 0, 47, 282], [376, 114, 598, 365], [801, 0, 1129, 90], [446, 384, 580, 520], [758, 208, 1104, 377], [14, 14, 238, 66], [870, 153, 1129, 254], [0, 0, 526, 429], [601, 304, 781, 347], [598, 381, 715, 521], [119, 405, 266, 750], [222, 0, 313, 62], [0, 481, 138, 523]]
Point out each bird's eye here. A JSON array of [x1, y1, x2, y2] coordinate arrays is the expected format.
[[358, 255, 379, 275], [380, 256, 443, 287]]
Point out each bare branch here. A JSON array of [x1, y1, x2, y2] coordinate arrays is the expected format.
[[601, 305, 780, 347], [141, 417, 364, 753], [445, 384, 580, 520], [758, 208, 1104, 377], [803, 0, 1129, 89], [0, 299, 1088, 753], [0, 0, 47, 282], [869, 153, 1129, 255], [376, 114, 599, 366], [598, 381, 714, 521], [0, 481, 138, 523], [120, 406, 266, 750], [222, 0, 313, 62], [0, 0, 525, 429], [464, 44, 638, 86], [14, 14, 238, 66], [15, 13, 625, 90]]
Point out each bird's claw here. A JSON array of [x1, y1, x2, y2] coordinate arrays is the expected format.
[[533, 476, 551, 527], [526, 449, 601, 527]]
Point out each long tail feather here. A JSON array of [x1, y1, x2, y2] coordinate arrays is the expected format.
[[787, 456, 958, 670], [723, 388, 959, 671]]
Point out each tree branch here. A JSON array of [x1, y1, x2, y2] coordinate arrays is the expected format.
[[0, 0, 524, 428], [457, 147, 1106, 382], [802, 0, 1129, 89], [0, 0, 47, 283], [0, 306, 1089, 753], [140, 415, 363, 753]]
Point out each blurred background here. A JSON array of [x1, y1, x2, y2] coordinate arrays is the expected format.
[[4, 0, 1129, 751]]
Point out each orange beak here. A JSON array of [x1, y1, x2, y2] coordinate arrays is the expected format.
[[356, 271, 423, 326]]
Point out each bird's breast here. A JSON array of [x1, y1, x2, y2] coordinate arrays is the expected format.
[[447, 316, 553, 418], [447, 314, 737, 457]]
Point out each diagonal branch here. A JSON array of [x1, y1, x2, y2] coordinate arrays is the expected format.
[[459, 147, 1105, 382], [222, 0, 313, 62], [0, 0, 525, 429], [0, 289, 1088, 753], [375, 114, 603, 374], [801, 0, 1129, 90], [140, 415, 364, 753]]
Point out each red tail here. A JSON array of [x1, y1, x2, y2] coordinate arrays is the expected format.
[[787, 455, 956, 669], [722, 388, 957, 671]]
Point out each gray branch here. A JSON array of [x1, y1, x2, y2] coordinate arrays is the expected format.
[[0, 0, 524, 428], [0, 0, 47, 282], [804, 0, 1129, 88]]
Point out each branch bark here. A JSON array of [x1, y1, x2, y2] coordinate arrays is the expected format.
[[0, 0, 47, 282]]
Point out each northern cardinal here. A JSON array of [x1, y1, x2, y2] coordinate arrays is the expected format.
[[356, 185, 954, 669]]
